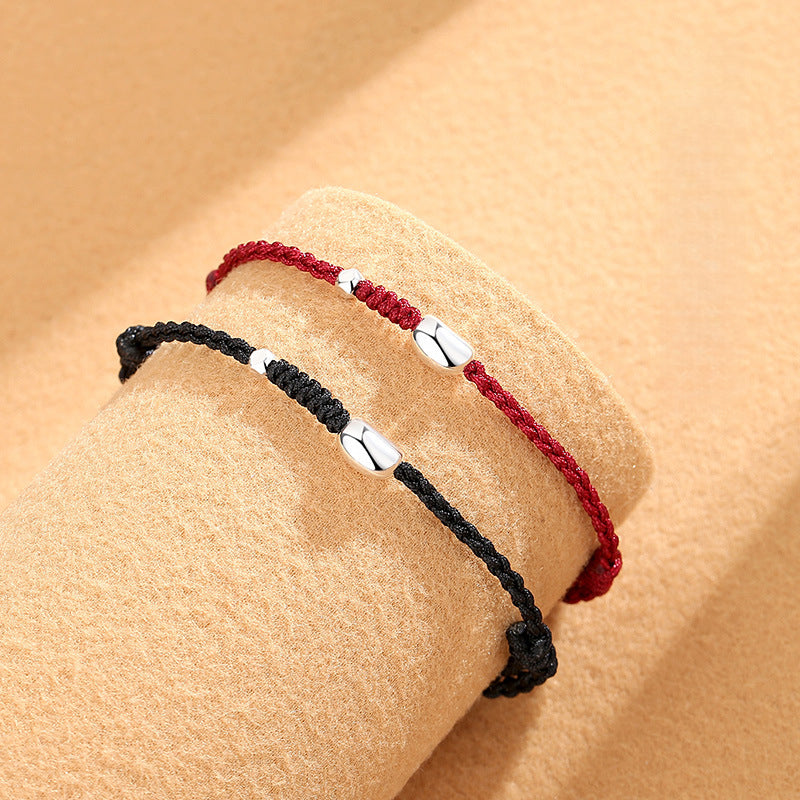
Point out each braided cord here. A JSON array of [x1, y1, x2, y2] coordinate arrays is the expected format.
[[463, 361, 620, 603], [115, 322, 556, 698], [393, 462, 557, 698], [263, 359, 350, 434], [206, 241, 423, 329], [352, 279, 422, 329], [116, 321, 254, 382], [208, 241, 341, 290], [204, 241, 621, 602], [116, 323, 350, 435]]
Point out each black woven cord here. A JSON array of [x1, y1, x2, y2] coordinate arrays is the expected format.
[[393, 461, 557, 698], [116, 323, 350, 436], [114, 321, 556, 698], [264, 359, 350, 434], [116, 321, 255, 382]]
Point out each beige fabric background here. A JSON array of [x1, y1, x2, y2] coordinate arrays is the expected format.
[[1, 0, 798, 798]]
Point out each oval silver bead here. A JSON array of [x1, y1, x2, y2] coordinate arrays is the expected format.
[[412, 315, 473, 372], [338, 418, 402, 477], [248, 348, 278, 375], [335, 268, 364, 296]]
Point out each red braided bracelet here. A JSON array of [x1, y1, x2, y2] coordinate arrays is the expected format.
[[206, 242, 620, 603]]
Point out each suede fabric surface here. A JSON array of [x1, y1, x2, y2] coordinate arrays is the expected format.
[[0, 189, 651, 797], [1, 0, 799, 798]]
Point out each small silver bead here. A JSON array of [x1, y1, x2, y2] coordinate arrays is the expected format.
[[248, 348, 278, 375], [412, 315, 473, 372], [335, 268, 364, 296], [339, 418, 402, 477]]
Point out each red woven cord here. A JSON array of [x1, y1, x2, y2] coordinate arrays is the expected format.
[[206, 241, 423, 329], [463, 360, 621, 603], [353, 279, 422, 330], [206, 241, 342, 292]]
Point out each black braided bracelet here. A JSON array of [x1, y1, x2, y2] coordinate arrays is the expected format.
[[116, 321, 557, 698]]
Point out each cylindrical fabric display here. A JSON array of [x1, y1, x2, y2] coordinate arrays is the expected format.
[[0, 188, 653, 798]]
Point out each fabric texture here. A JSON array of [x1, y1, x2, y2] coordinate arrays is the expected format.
[[1, 1, 798, 797], [0, 189, 651, 797]]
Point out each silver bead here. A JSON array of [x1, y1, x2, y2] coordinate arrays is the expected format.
[[338, 418, 402, 477], [335, 268, 364, 296], [248, 348, 278, 375], [412, 315, 473, 372]]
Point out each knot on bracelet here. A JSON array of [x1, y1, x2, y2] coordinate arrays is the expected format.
[[116, 325, 152, 382], [504, 620, 558, 683]]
